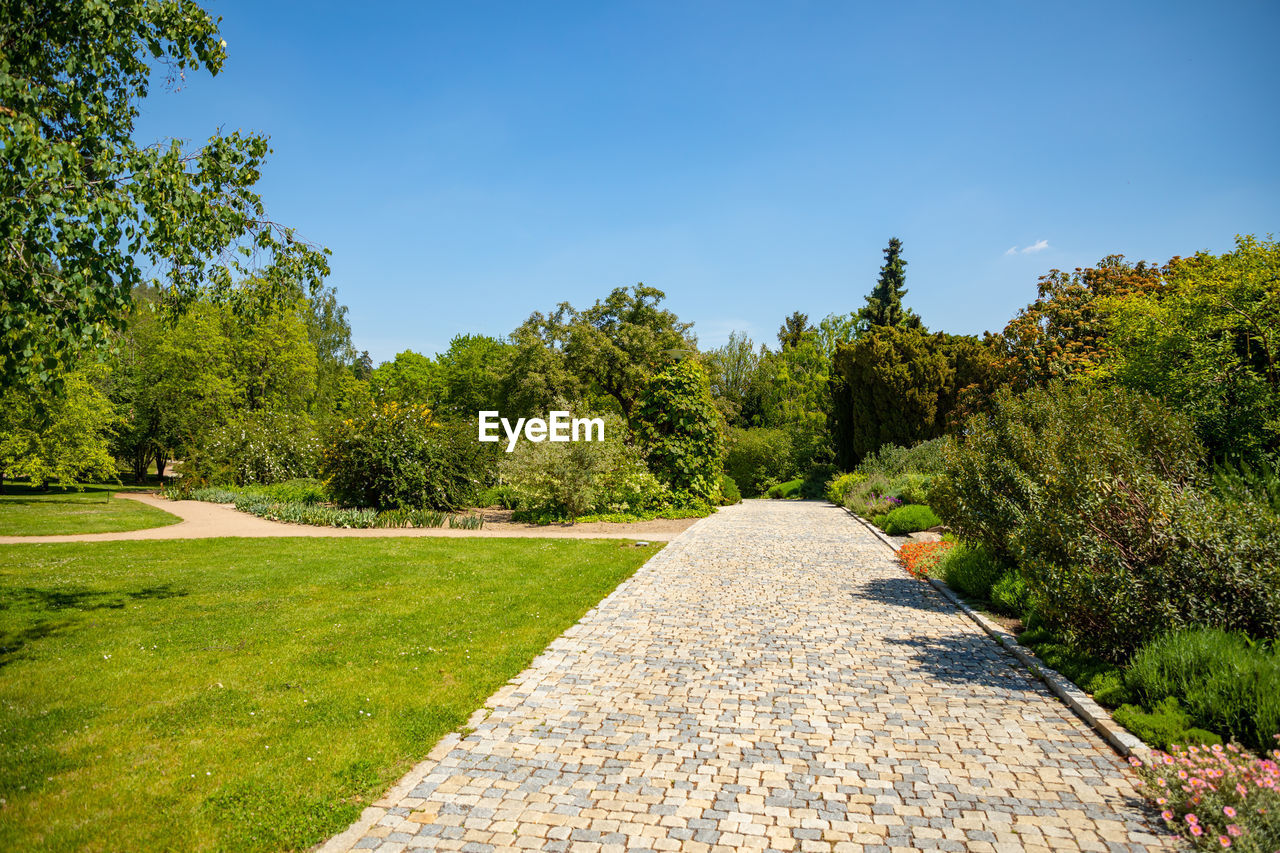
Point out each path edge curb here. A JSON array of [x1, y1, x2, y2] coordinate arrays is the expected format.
[[837, 503, 1153, 763]]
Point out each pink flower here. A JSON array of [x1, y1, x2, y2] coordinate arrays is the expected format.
[[1223, 806, 1237, 818], [1186, 814, 1199, 825], [1162, 810, 1175, 821], [1190, 825, 1204, 837], [1157, 797, 1167, 805], [1217, 836, 1231, 848], [1226, 825, 1243, 837]]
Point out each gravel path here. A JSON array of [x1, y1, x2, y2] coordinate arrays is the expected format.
[[321, 500, 1171, 853], [0, 493, 696, 544]]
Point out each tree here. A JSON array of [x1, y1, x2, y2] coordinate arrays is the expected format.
[[998, 254, 1165, 392], [777, 312, 813, 350], [858, 238, 922, 330], [434, 334, 511, 418], [110, 299, 235, 481], [0, 364, 118, 491], [0, 0, 329, 388], [635, 359, 725, 502], [828, 326, 995, 468], [703, 331, 765, 427], [370, 351, 439, 406], [1103, 235, 1280, 462], [565, 285, 697, 424]]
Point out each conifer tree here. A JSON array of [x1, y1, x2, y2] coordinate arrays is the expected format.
[[858, 238, 922, 330]]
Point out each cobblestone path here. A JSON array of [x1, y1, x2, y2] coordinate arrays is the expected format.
[[326, 501, 1170, 853]]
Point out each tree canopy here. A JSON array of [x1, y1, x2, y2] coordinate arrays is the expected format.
[[0, 0, 328, 387]]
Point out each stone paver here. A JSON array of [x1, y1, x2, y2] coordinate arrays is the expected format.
[[323, 500, 1173, 852]]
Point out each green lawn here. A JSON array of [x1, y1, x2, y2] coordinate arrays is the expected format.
[[0, 537, 659, 852], [0, 484, 181, 536]]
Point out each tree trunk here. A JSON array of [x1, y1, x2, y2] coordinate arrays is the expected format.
[[154, 451, 167, 480], [133, 449, 148, 483]]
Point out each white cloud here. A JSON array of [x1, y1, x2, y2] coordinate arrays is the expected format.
[[1004, 239, 1051, 257]]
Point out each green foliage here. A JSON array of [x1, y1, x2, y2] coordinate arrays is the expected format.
[[184, 410, 321, 486], [370, 350, 439, 405], [767, 479, 803, 499], [635, 359, 725, 502], [1104, 235, 1280, 462], [873, 504, 940, 535], [989, 571, 1030, 618], [0, 0, 329, 387], [1125, 629, 1280, 754], [173, 484, 485, 529], [0, 365, 118, 489], [500, 414, 668, 519], [1017, 623, 1133, 707], [998, 254, 1164, 393], [566, 285, 696, 422], [824, 471, 866, 505], [933, 382, 1280, 661], [1112, 699, 1222, 752], [322, 403, 490, 511], [1214, 457, 1280, 513], [829, 328, 990, 468], [857, 237, 922, 331], [935, 543, 1006, 601], [724, 427, 793, 496], [718, 475, 741, 505]]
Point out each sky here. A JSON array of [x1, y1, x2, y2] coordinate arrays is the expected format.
[[135, 0, 1280, 363]]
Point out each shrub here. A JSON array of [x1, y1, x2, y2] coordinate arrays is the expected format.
[[635, 359, 725, 502], [1125, 629, 1280, 754], [767, 478, 803, 499], [1113, 698, 1222, 751], [248, 478, 326, 504], [989, 571, 1030, 618], [932, 382, 1280, 661], [824, 471, 865, 505], [185, 410, 321, 486], [501, 414, 669, 519], [1213, 457, 1280, 514], [1018, 622, 1132, 707], [724, 427, 793, 497], [856, 437, 947, 481], [935, 543, 1004, 600], [1135, 739, 1280, 851], [875, 504, 940, 535], [322, 403, 491, 511], [719, 474, 741, 505]]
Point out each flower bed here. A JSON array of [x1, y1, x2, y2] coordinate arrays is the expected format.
[[1134, 738, 1280, 850]]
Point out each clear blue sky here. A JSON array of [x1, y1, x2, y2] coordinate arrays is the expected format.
[[135, 0, 1280, 363]]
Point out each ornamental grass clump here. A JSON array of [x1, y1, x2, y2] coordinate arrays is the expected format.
[[1134, 738, 1280, 851]]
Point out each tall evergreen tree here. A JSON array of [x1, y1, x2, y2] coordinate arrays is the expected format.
[[777, 311, 813, 350], [858, 238, 922, 330]]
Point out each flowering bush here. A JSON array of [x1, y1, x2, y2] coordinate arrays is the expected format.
[[184, 410, 321, 486], [1134, 737, 1280, 850], [897, 540, 954, 579]]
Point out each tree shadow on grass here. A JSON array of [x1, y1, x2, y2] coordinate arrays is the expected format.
[[0, 584, 188, 667]]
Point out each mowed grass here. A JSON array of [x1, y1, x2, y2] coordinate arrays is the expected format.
[[0, 484, 180, 536], [0, 537, 660, 852]]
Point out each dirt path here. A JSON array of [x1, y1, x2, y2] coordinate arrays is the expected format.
[[0, 492, 697, 544]]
